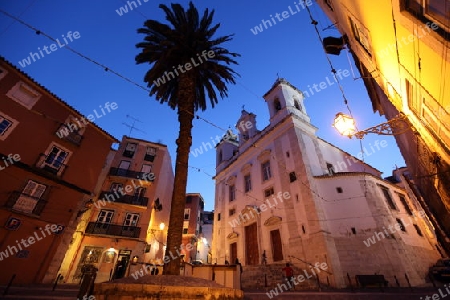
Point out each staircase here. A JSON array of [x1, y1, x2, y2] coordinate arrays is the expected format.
[[244, 288, 443, 300], [241, 263, 327, 291]]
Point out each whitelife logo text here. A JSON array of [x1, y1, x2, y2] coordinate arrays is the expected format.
[[18, 31, 81, 68]]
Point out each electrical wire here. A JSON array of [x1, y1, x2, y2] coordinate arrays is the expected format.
[[0, 7, 400, 223], [0, 0, 36, 36], [302, 1, 354, 119]]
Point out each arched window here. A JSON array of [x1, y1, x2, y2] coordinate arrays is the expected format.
[[274, 98, 281, 111], [218, 150, 223, 162], [294, 99, 302, 111]]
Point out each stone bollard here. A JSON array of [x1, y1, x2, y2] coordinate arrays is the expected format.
[[77, 264, 98, 299]]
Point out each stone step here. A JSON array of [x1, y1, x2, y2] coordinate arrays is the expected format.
[[0, 284, 78, 299], [245, 288, 447, 300]]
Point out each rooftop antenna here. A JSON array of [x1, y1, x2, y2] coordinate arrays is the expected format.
[[122, 114, 146, 136]]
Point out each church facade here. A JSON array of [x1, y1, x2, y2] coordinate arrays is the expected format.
[[211, 79, 441, 288]]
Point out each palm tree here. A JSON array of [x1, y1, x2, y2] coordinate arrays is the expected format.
[[135, 2, 239, 275]]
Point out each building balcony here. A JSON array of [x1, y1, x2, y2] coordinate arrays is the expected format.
[[109, 167, 154, 181], [85, 222, 141, 238], [98, 191, 149, 207], [61, 131, 83, 146], [5, 191, 47, 216], [55, 124, 84, 146]]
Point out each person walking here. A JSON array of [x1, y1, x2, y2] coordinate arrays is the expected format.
[[282, 262, 294, 291]]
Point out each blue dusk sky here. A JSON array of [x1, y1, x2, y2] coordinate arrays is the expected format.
[[0, 0, 405, 211]]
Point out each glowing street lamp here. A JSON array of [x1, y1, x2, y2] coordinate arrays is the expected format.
[[332, 113, 356, 137], [333, 112, 410, 139]]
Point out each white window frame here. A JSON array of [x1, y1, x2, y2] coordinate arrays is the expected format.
[[184, 208, 191, 220], [423, 0, 450, 31], [97, 210, 114, 224], [183, 220, 189, 234], [13, 180, 47, 214], [123, 213, 140, 227], [141, 164, 152, 174], [123, 142, 137, 157], [348, 16, 372, 56], [126, 143, 137, 151], [262, 161, 272, 181], [146, 147, 156, 156], [40, 143, 71, 176], [0, 112, 18, 141], [6, 81, 41, 109]]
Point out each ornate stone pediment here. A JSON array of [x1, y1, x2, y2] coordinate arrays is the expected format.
[[264, 216, 282, 226], [227, 232, 239, 239], [239, 206, 259, 224], [241, 163, 252, 173], [257, 149, 271, 162], [226, 175, 237, 185]]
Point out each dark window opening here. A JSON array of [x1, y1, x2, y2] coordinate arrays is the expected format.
[[414, 224, 423, 236], [244, 175, 252, 193], [324, 0, 334, 11], [380, 186, 397, 210], [264, 187, 274, 198], [398, 194, 413, 215], [351, 227, 356, 234], [336, 187, 343, 193], [123, 143, 137, 158], [396, 218, 406, 232], [327, 163, 335, 175], [289, 172, 297, 182], [229, 185, 236, 202], [274, 98, 282, 111], [294, 100, 301, 111], [144, 147, 156, 162]]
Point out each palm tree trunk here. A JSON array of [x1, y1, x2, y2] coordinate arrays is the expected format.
[[163, 75, 196, 275]]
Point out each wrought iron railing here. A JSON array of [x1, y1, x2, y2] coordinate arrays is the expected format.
[[5, 191, 47, 216], [85, 222, 141, 238], [98, 191, 149, 206], [109, 167, 154, 181]]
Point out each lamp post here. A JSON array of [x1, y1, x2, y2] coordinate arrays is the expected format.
[[333, 112, 411, 139]]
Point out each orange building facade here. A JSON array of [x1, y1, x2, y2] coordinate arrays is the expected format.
[[0, 57, 117, 284], [182, 193, 205, 262], [58, 136, 174, 283]]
